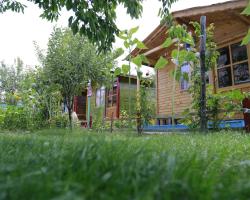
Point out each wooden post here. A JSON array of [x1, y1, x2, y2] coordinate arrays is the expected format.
[[136, 73, 142, 135], [110, 112, 113, 133], [87, 80, 92, 129], [200, 16, 207, 132]]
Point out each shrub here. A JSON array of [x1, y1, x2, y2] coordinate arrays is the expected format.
[[91, 106, 108, 131], [0, 105, 48, 130], [49, 113, 69, 128], [0, 106, 28, 130]]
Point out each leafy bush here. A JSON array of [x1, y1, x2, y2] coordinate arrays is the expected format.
[[0, 106, 28, 130], [113, 110, 136, 129], [49, 113, 69, 128], [91, 106, 109, 131], [0, 105, 47, 130], [182, 88, 246, 129]]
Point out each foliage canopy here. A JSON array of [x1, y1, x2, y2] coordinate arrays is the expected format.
[[0, 0, 178, 51], [44, 28, 115, 127]]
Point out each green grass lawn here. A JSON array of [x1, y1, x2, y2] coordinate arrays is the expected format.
[[1, 129, 250, 200]]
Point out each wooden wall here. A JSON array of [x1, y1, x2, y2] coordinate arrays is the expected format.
[[157, 62, 192, 118], [155, 7, 250, 121]]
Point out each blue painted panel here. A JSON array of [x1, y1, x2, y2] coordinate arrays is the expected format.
[[144, 120, 245, 132], [207, 120, 245, 129], [143, 124, 189, 132]]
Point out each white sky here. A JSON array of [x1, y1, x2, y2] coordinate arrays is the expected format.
[[0, 0, 232, 68]]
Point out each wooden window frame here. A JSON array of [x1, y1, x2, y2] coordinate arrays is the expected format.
[[216, 39, 250, 91], [106, 81, 118, 108]]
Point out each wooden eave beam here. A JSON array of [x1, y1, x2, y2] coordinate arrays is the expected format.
[[132, 25, 167, 56], [172, 0, 247, 18], [143, 38, 177, 57], [229, 10, 250, 26], [144, 45, 164, 56]]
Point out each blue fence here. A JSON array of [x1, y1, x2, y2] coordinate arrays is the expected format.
[[143, 120, 245, 132]]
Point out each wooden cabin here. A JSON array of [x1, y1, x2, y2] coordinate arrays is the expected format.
[[73, 75, 155, 125], [104, 75, 138, 119], [131, 0, 250, 125]]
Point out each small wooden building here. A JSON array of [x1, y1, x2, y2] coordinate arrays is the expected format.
[[131, 0, 250, 124], [73, 75, 155, 124], [104, 75, 138, 119]]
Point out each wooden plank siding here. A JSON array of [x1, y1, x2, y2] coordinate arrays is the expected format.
[[157, 62, 192, 117], [136, 0, 250, 121], [157, 40, 250, 120]]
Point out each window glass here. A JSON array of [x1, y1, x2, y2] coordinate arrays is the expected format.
[[233, 62, 250, 84], [231, 43, 248, 63], [218, 47, 230, 67], [107, 85, 118, 108], [180, 63, 190, 90], [218, 67, 232, 88], [96, 87, 105, 107], [217, 42, 249, 88], [96, 90, 100, 106]]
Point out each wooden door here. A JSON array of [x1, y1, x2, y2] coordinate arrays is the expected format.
[[74, 93, 87, 121]]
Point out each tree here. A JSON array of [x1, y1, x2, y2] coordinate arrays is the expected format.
[[0, 0, 178, 51], [241, 3, 250, 45], [0, 57, 24, 95], [43, 28, 114, 128], [117, 26, 150, 134]]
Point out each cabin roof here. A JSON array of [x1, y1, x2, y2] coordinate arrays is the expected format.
[[131, 0, 249, 66]]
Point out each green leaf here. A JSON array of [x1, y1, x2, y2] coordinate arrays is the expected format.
[[122, 64, 130, 74], [140, 54, 149, 64], [118, 31, 128, 40], [114, 68, 121, 76], [182, 34, 194, 46], [162, 37, 172, 48], [68, 16, 73, 26], [182, 72, 189, 81], [242, 29, 250, 45], [113, 48, 124, 59], [135, 39, 148, 49], [131, 55, 142, 67], [129, 26, 139, 36], [242, 4, 250, 16], [155, 56, 168, 69], [171, 49, 178, 59], [185, 51, 196, 62], [124, 41, 130, 49]]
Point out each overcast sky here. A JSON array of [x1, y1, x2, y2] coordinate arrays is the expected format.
[[0, 0, 231, 67]]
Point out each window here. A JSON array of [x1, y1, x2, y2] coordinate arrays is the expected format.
[[106, 80, 118, 108], [96, 87, 105, 107], [180, 63, 190, 90], [217, 42, 249, 88]]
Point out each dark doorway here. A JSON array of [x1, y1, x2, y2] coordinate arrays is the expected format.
[[243, 98, 250, 132], [74, 91, 87, 121]]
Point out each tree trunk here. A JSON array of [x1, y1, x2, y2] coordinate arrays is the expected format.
[[200, 16, 207, 132], [68, 107, 72, 130], [66, 96, 73, 130], [136, 74, 142, 135]]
